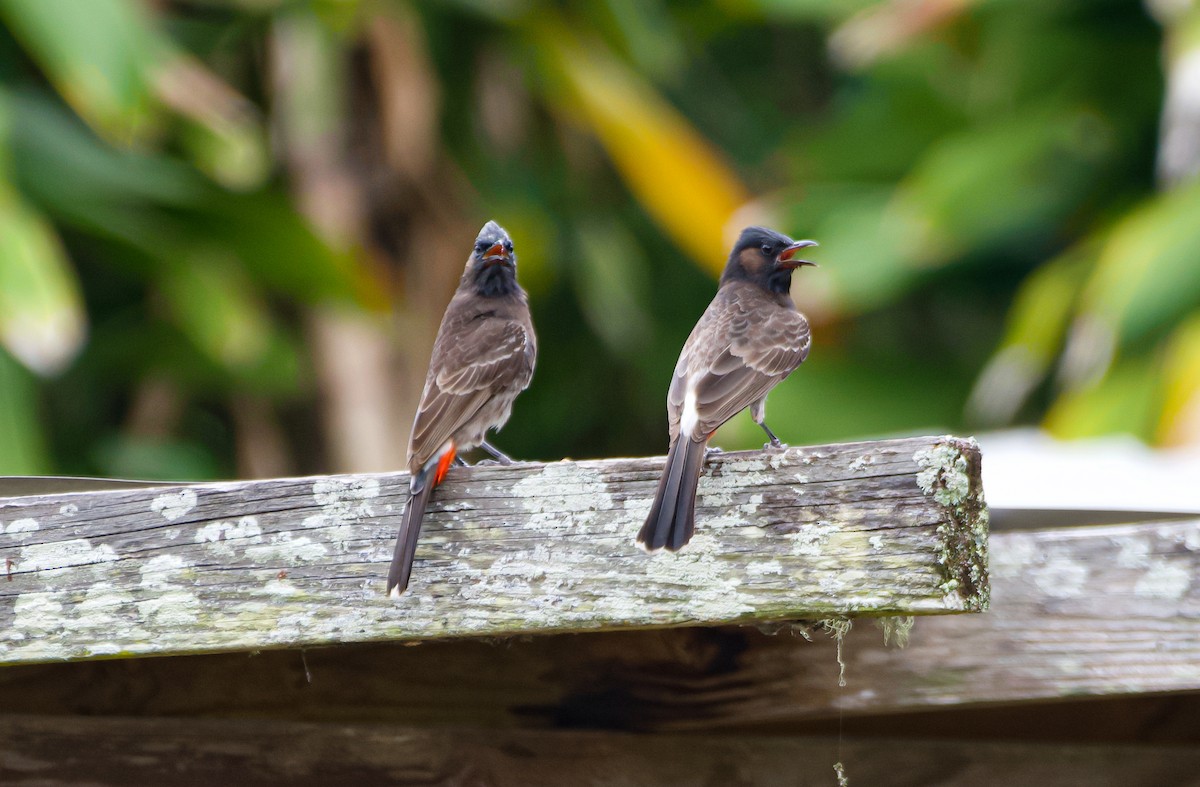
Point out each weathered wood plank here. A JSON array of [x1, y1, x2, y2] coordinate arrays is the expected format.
[[0, 436, 987, 665], [2, 715, 1199, 786], [644, 518, 1200, 729], [0, 519, 1190, 729]]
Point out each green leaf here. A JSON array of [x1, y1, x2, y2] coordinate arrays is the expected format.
[[0, 188, 87, 376], [1078, 180, 1200, 346], [0, 0, 165, 141], [7, 89, 206, 223], [574, 217, 652, 356], [192, 192, 374, 306], [0, 347, 51, 474], [966, 247, 1091, 424], [8, 92, 371, 306], [91, 435, 220, 481], [157, 252, 273, 371], [892, 110, 1111, 264]]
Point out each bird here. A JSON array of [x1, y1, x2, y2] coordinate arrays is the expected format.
[[387, 220, 537, 596], [638, 226, 817, 552]]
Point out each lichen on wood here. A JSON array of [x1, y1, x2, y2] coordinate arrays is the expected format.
[[0, 435, 988, 666]]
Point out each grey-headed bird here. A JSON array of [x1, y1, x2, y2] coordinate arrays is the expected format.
[[387, 221, 536, 596]]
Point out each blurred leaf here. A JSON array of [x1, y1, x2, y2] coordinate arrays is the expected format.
[[154, 56, 270, 191], [1156, 312, 1200, 446], [528, 19, 751, 276], [716, 348, 970, 448], [7, 89, 206, 229], [91, 435, 220, 480], [157, 253, 273, 371], [0, 93, 87, 375], [997, 247, 1092, 364], [830, 0, 972, 70], [892, 110, 1113, 264], [0, 0, 164, 141], [0, 348, 51, 473], [7, 91, 373, 307], [601, 0, 687, 81], [0, 192, 87, 374], [194, 192, 378, 307], [727, 0, 876, 23], [574, 217, 653, 355], [1045, 352, 1162, 441], [966, 247, 1090, 424], [1077, 179, 1200, 347], [778, 184, 913, 313]]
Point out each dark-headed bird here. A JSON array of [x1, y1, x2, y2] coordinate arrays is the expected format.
[[638, 226, 817, 552], [387, 221, 536, 596]]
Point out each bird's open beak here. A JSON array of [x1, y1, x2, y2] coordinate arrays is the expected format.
[[482, 242, 512, 266], [778, 239, 819, 268]]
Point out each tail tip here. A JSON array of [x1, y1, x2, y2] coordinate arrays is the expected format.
[[386, 577, 407, 598]]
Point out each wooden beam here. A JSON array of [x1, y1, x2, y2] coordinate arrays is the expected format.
[[0, 519, 1191, 728], [649, 518, 1200, 729], [0, 436, 987, 665], [2, 715, 1198, 786]]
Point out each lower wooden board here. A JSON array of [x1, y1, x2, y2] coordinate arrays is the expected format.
[[2, 715, 1200, 786], [0, 520, 1193, 733]]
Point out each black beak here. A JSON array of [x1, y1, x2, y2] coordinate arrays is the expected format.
[[778, 239, 818, 268]]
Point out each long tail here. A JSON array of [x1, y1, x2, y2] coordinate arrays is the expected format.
[[637, 436, 707, 551], [387, 445, 456, 597]]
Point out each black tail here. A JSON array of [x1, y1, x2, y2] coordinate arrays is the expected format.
[[386, 471, 435, 596], [638, 437, 707, 551]]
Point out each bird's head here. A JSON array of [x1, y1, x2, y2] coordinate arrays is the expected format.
[[722, 226, 818, 295], [466, 220, 519, 297]]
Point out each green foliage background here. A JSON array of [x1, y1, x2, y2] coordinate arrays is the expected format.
[[0, 0, 1197, 480]]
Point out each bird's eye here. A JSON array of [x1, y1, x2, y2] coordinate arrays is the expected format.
[[475, 243, 487, 254], [504, 241, 513, 252], [760, 243, 773, 255]]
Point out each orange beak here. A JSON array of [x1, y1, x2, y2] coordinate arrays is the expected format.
[[778, 239, 818, 268], [482, 242, 511, 265]]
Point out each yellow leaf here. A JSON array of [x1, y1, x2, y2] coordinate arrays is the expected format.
[[531, 21, 751, 275], [1157, 313, 1200, 447]]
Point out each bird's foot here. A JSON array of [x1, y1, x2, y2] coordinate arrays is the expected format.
[[705, 446, 724, 458], [480, 441, 515, 465], [764, 438, 787, 450]]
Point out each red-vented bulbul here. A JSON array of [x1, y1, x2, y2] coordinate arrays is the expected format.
[[638, 226, 817, 551], [387, 221, 536, 596]]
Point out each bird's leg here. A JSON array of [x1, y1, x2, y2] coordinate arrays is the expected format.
[[750, 398, 786, 450], [453, 456, 470, 467], [479, 440, 514, 465], [759, 422, 785, 450]]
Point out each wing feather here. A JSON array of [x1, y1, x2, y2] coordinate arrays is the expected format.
[[667, 284, 810, 441], [409, 317, 534, 469]]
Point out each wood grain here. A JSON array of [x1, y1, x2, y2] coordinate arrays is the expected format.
[[0, 520, 1192, 729], [0, 436, 987, 665], [2, 715, 1198, 786]]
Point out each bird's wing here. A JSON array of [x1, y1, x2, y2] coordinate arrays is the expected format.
[[671, 291, 809, 441], [409, 318, 534, 468]]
